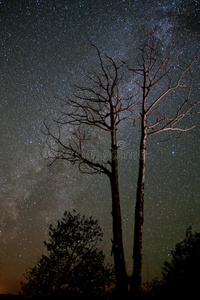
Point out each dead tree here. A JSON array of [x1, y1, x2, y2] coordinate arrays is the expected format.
[[129, 44, 199, 294], [43, 44, 136, 294]]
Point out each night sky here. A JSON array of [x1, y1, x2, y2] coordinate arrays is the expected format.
[[1, 0, 200, 295]]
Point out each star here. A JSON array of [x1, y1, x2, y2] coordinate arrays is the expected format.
[[0, 0, 200, 295]]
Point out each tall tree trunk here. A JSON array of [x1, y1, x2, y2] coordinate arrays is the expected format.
[[132, 72, 147, 294], [110, 119, 127, 294], [132, 123, 147, 294], [110, 153, 127, 294]]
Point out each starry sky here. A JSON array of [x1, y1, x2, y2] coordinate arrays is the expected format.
[[1, 0, 200, 295]]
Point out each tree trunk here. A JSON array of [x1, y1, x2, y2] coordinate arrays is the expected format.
[[132, 73, 147, 294], [132, 126, 146, 294], [110, 116, 127, 294], [110, 153, 127, 294]]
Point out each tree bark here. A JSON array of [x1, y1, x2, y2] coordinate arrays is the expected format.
[[132, 70, 147, 294], [110, 110, 127, 295], [110, 155, 127, 294], [132, 121, 147, 294]]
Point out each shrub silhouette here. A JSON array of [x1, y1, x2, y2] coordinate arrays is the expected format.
[[21, 211, 115, 298], [146, 227, 200, 297], [162, 227, 200, 296]]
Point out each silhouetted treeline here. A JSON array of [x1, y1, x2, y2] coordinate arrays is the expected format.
[[20, 211, 200, 299]]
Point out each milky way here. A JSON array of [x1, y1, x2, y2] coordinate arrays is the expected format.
[[0, 0, 200, 294]]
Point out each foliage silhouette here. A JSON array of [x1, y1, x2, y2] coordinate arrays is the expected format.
[[145, 227, 200, 297], [21, 211, 115, 298], [162, 226, 200, 296]]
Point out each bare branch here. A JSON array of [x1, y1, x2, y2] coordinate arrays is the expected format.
[[43, 44, 136, 177], [146, 55, 198, 115], [130, 45, 199, 139]]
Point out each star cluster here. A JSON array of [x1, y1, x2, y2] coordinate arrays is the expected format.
[[0, 0, 200, 294]]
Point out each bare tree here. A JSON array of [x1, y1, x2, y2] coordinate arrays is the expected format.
[[43, 44, 136, 294], [43, 42, 199, 296], [129, 44, 199, 294]]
